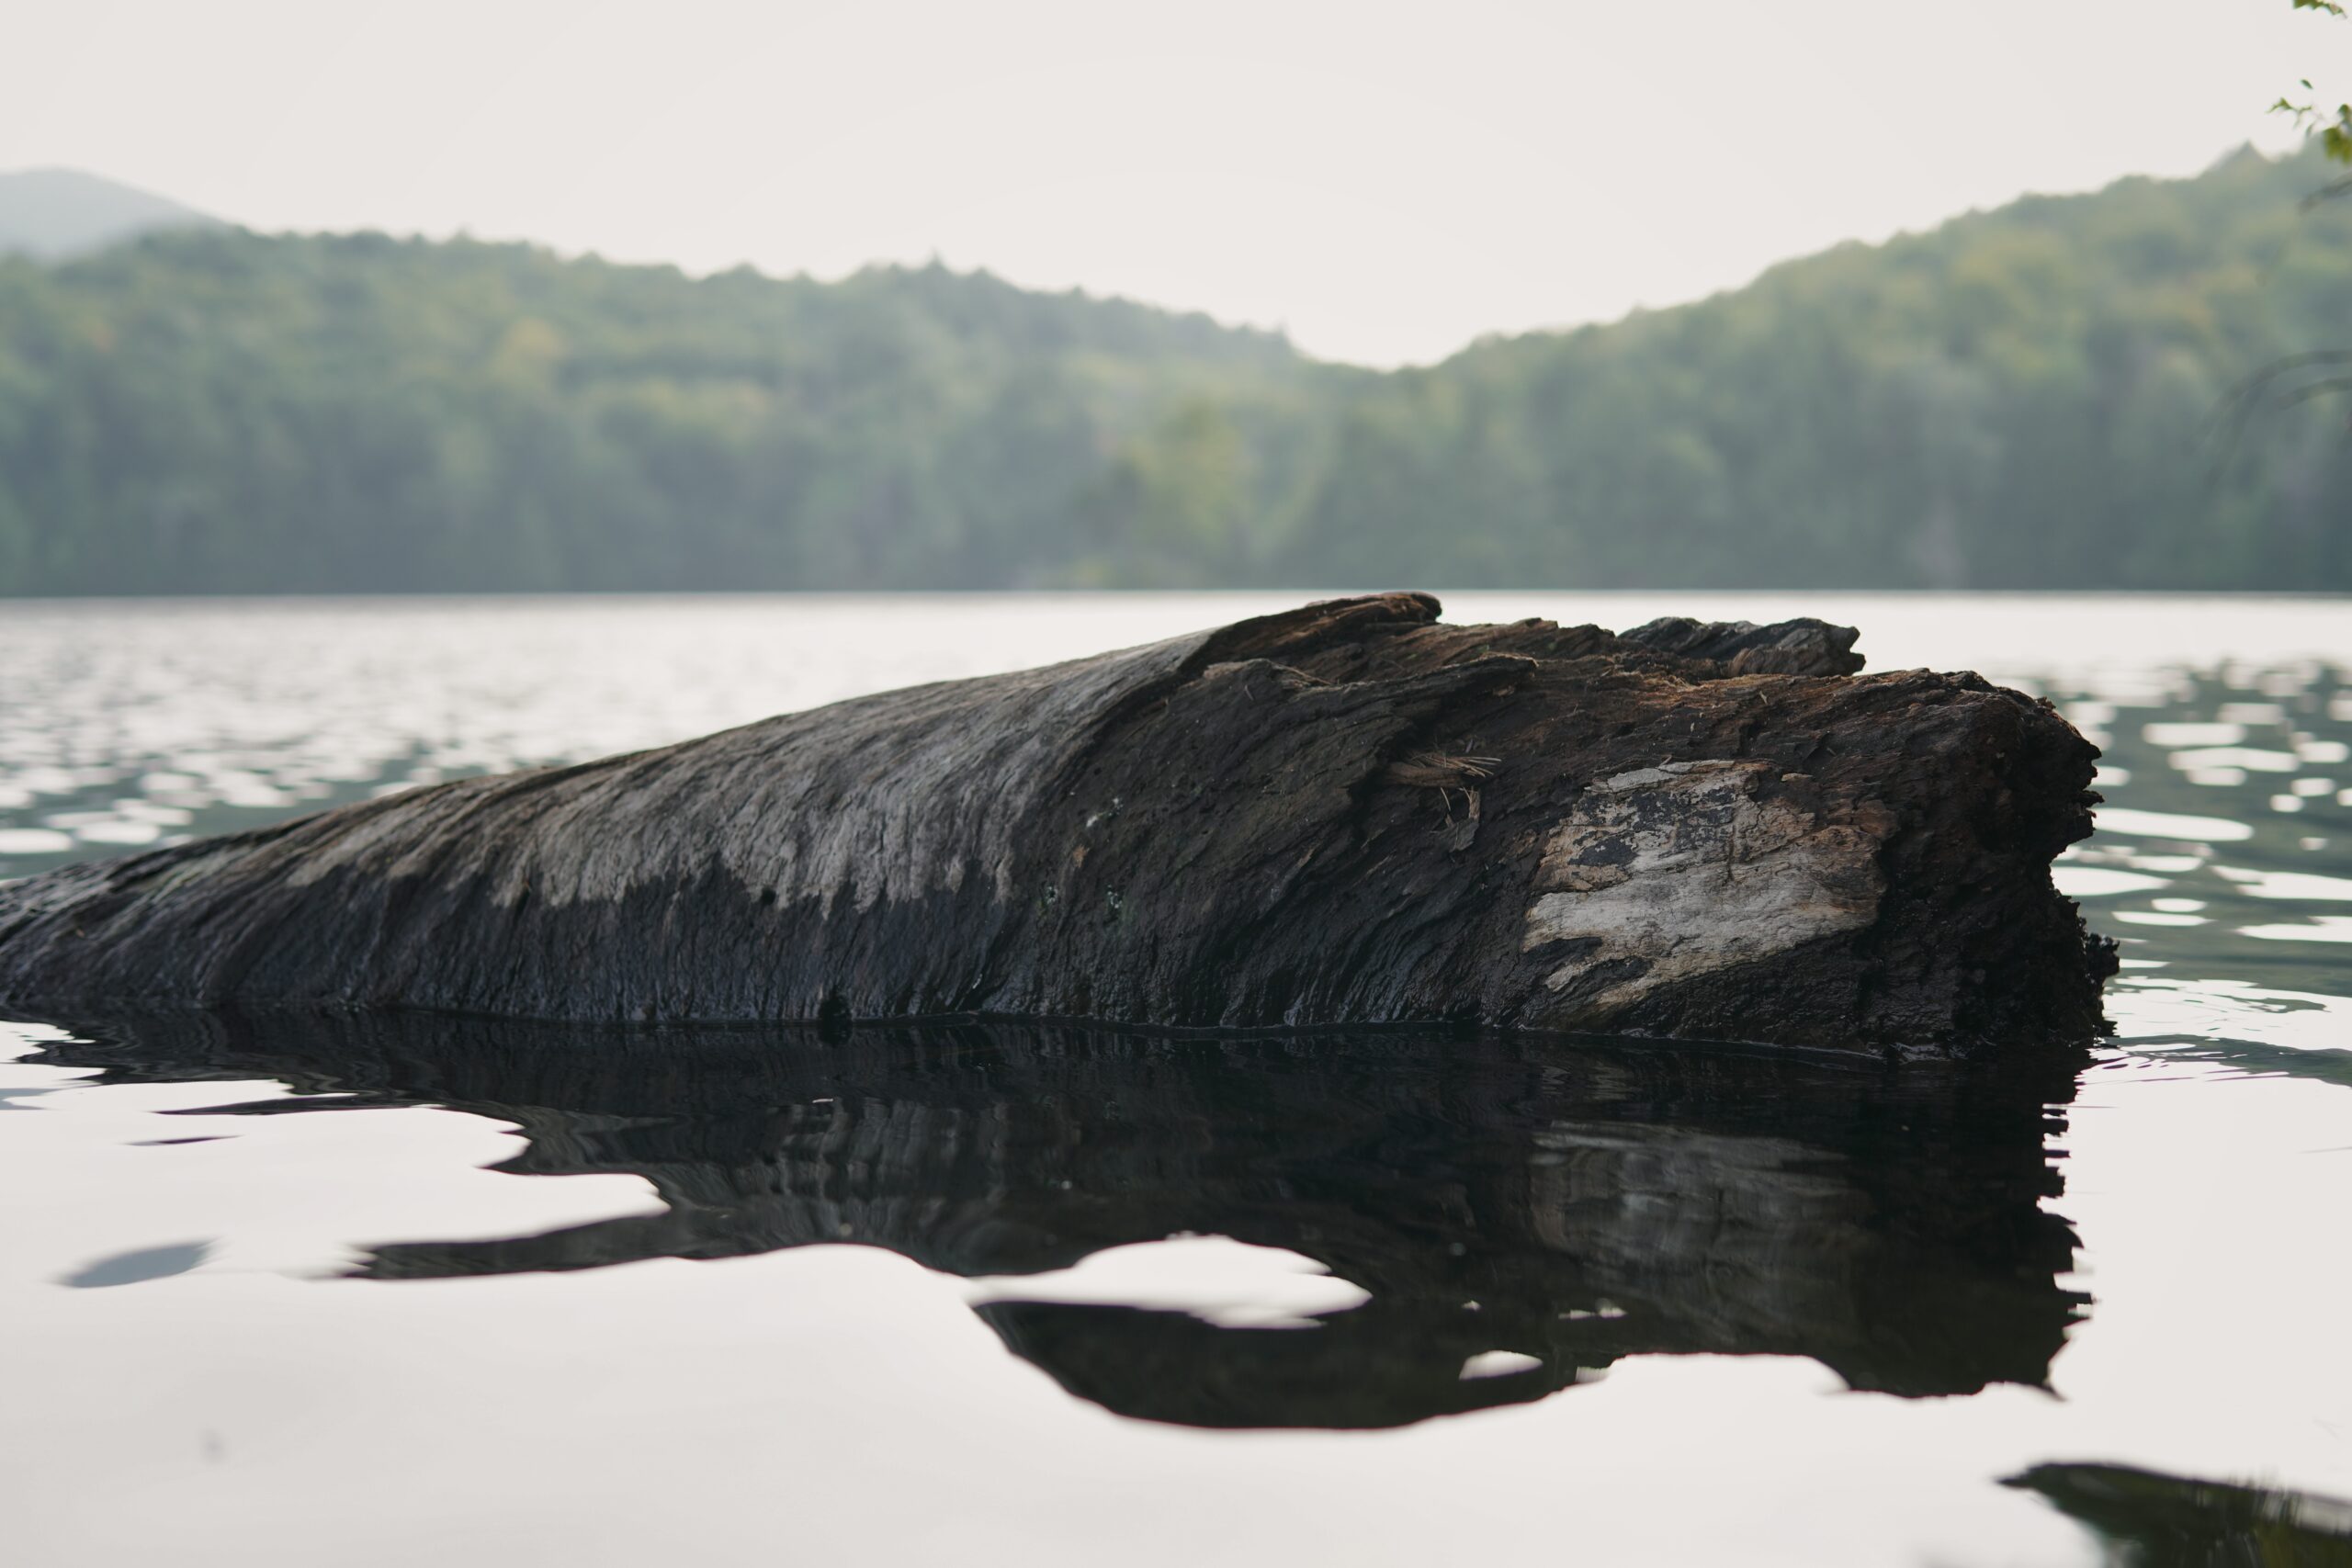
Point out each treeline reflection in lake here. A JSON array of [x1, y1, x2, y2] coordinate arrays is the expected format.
[[29, 1012, 2086, 1429]]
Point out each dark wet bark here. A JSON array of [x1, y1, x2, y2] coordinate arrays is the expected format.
[[0, 592, 2106, 1056]]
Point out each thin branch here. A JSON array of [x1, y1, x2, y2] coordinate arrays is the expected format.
[[2269, 373, 2352, 411], [2300, 171, 2352, 208], [2217, 349, 2352, 406], [2202, 351, 2352, 487]]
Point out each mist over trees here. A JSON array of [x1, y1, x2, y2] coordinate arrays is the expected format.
[[0, 146, 2346, 594], [0, 169, 220, 263]]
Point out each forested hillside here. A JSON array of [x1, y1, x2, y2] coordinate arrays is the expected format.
[[1272, 146, 2352, 590], [0, 232, 1341, 592], [2, 146, 2347, 593]]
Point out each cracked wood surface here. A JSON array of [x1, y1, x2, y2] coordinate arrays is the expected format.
[[0, 592, 2109, 1056]]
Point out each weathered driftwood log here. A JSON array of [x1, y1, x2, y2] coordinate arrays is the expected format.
[[0, 593, 2107, 1055]]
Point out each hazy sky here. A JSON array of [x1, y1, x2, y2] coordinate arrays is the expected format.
[[2, 0, 2335, 365]]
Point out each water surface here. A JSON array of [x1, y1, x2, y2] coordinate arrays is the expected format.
[[3, 592, 2348, 1565]]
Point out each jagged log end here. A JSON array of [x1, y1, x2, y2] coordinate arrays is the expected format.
[[0, 594, 2107, 1061]]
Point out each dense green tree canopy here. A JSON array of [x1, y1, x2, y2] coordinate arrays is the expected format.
[[1274, 146, 2352, 590], [0, 234, 1339, 592], [0, 145, 2346, 593]]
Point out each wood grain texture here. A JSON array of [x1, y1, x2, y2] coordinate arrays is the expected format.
[[0, 593, 2109, 1056]]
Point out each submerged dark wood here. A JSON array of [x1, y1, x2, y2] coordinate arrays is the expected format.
[[0, 593, 2108, 1055]]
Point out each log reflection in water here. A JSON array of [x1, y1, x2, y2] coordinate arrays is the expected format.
[[30, 1011, 2086, 1429], [2007, 1463, 2352, 1567]]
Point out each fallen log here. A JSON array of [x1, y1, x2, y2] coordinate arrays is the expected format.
[[0, 592, 2109, 1056]]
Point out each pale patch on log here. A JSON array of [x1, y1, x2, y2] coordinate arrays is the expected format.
[[1522, 761, 1887, 1011]]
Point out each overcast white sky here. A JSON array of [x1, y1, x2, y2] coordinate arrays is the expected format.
[[1, 0, 2337, 365]]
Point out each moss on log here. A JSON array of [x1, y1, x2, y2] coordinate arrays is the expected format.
[[0, 593, 2108, 1056]]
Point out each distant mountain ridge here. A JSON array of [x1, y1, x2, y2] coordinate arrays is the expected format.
[[0, 147, 2346, 592], [0, 169, 220, 260]]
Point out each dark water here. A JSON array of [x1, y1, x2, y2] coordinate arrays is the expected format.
[[2, 594, 2347, 1566]]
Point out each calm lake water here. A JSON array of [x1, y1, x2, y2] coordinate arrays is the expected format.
[[2, 592, 2348, 1566]]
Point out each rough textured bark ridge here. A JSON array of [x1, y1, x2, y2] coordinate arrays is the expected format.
[[0, 592, 2108, 1056]]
